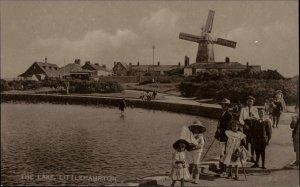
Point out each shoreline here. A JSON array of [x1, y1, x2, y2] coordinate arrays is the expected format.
[[0, 93, 222, 119]]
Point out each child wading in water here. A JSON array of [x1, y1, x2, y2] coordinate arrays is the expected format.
[[221, 120, 246, 180], [171, 139, 190, 187]]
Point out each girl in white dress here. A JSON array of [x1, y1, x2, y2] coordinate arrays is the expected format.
[[221, 120, 246, 180], [179, 121, 206, 184], [171, 139, 190, 187]]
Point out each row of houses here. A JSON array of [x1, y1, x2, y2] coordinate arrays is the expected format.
[[19, 57, 261, 81], [19, 58, 113, 81]]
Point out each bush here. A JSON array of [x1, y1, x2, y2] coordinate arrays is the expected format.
[[69, 80, 123, 94], [180, 78, 298, 105], [1, 79, 9, 92]]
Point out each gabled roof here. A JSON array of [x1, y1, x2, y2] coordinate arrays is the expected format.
[[186, 62, 247, 69], [35, 62, 60, 77], [59, 63, 83, 76], [19, 62, 60, 77], [82, 62, 112, 72], [115, 62, 130, 69]]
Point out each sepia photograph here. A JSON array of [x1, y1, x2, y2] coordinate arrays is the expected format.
[[1, 0, 299, 186]]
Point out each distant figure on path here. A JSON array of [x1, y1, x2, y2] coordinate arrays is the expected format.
[[251, 109, 272, 169], [146, 91, 152, 101], [271, 94, 283, 128], [152, 90, 157, 100], [290, 104, 299, 168], [221, 120, 246, 180], [264, 98, 273, 116], [215, 98, 232, 175], [119, 98, 126, 114], [171, 139, 190, 187], [239, 96, 258, 162], [275, 90, 286, 112]]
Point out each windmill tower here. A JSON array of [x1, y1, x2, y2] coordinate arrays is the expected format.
[[179, 10, 237, 63]]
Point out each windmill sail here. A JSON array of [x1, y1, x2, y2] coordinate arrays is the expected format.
[[214, 38, 237, 48], [179, 32, 205, 43], [204, 10, 215, 33]]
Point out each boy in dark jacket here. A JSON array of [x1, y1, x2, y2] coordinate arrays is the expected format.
[[251, 109, 272, 169]]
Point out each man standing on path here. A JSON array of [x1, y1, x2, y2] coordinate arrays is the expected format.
[[239, 96, 258, 162], [215, 98, 232, 175]]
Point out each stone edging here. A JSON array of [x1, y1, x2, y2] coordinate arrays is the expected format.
[[0, 93, 222, 119]]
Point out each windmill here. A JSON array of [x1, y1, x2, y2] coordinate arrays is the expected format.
[[179, 10, 237, 63]]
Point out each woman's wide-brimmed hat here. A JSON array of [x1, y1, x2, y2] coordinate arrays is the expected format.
[[172, 139, 190, 150], [275, 90, 282, 93], [189, 121, 206, 133], [219, 98, 231, 105]]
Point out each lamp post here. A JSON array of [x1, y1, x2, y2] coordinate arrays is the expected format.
[[152, 45, 155, 72]]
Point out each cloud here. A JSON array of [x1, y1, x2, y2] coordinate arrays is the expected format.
[[30, 28, 138, 65], [139, 7, 180, 39]]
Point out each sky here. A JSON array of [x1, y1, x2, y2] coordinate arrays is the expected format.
[[1, 0, 299, 78]]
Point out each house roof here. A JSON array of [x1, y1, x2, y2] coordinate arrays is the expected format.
[[34, 62, 60, 77], [70, 69, 93, 74], [186, 62, 247, 69], [59, 63, 83, 76], [116, 62, 130, 69], [83, 62, 112, 72], [131, 65, 182, 72]]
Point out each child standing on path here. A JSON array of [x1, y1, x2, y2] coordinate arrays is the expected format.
[[251, 109, 272, 169], [188, 121, 206, 184], [221, 120, 246, 180], [171, 139, 190, 187]]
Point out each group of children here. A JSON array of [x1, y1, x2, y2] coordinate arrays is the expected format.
[[170, 119, 250, 186]]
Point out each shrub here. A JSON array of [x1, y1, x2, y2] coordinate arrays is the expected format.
[[68, 80, 123, 94], [180, 78, 298, 105]]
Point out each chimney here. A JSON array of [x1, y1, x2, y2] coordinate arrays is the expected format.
[[129, 62, 132, 66], [225, 57, 230, 63], [114, 61, 116, 66], [157, 61, 160, 66], [74, 59, 81, 65], [45, 57, 47, 63], [178, 62, 181, 67], [137, 61, 140, 66], [246, 62, 249, 67], [95, 63, 99, 66], [184, 56, 189, 66]]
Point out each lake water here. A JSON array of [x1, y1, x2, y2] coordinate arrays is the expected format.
[[1, 102, 218, 185]]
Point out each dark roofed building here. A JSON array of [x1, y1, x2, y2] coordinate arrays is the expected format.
[[59, 59, 83, 77], [82, 61, 112, 76], [113, 61, 184, 76], [18, 58, 60, 80], [184, 61, 261, 76]]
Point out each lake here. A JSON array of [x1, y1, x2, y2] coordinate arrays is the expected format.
[[1, 102, 218, 185]]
